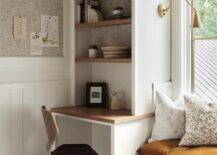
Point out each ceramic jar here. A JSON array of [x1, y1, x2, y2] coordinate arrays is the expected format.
[[89, 45, 98, 58], [112, 6, 124, 16], [111, 91, 124, 110]]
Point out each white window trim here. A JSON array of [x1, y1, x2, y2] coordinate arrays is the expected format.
[[171, 0, 192, 99]]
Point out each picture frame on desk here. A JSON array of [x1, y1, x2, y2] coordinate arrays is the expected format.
[[86, 82, 107, 107]]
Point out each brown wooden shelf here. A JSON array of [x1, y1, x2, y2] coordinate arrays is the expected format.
[[75, 19, 131, 28], [51, 106, 154, 124], [75, 57, 131, 63]]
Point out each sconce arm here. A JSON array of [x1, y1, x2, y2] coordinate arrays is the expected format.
[[185, 0, 197, 12], [158, 0, 197, 17]]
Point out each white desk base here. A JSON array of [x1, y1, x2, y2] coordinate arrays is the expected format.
[[54, 113, 153, 155]]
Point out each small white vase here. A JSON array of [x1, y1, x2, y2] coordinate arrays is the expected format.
[[89, 49, 98, 58], [111, 92, 124, 110]]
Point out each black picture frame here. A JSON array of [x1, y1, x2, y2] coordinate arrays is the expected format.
[[86, 82, 107, 107]]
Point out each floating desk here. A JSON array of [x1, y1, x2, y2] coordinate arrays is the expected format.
[[51, 106, 154, 125], [51, 106, 154, 155]]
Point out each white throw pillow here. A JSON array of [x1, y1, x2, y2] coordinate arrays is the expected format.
[[148, 91, 185, 143]]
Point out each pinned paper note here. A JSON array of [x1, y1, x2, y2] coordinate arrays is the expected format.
[[41, 15, 59, 47], [13, 16, 27, 40], [30, 32, 43, 56]]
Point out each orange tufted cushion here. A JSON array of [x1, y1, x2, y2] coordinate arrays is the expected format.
[[139, 140, 217, 155], [170, 146, 217, 155], [139, 140, 179, 155]]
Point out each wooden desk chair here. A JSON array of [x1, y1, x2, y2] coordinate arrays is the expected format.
[[41, 106, 98, 155]]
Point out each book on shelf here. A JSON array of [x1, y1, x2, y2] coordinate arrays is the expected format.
[[77, 4, 81, 23], [77, 2, 85, 23]]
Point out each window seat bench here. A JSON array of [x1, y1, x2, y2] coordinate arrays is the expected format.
[[138, 140, 217, 155]]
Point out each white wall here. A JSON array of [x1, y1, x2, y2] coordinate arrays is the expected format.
[[112, 118, 154, 155], [0, 81, 68, 155], [132, 0, 171, 115], [92, 63, 132, 109], [0, 0, 172, 154], [0, 1, 83, 155]]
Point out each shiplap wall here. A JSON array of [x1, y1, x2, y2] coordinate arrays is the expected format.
[[0, 80, 69, 155], [0, 80, 94, 155]]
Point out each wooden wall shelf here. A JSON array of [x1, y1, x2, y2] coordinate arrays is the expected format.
[[75, 19, 131, 28], [75, 57, 132, 63]]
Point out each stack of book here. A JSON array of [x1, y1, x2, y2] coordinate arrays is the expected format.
[[77, 0, 101, 24], [102, 47, 130, 59]]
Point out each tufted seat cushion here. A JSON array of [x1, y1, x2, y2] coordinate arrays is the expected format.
[[139, 140, 217, 155]]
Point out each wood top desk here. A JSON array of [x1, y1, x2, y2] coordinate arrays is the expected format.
[[51, 106, 154, 155], [51, 106, 154, 125]]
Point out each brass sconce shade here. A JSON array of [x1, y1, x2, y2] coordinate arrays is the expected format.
[[193, 11, 201, 28], [158, 0, 201, 28]]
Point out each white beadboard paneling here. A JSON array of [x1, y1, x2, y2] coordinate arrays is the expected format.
[[92, 124, 111, 155], [23, 84, 46, 155], [10, 88, 23, 155], [0, 88, 10, 155], [0, 80, 70, 155]]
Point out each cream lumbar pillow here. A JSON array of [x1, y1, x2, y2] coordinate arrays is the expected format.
[[179, 96, 217, 146], [148, 91, 185, 143]]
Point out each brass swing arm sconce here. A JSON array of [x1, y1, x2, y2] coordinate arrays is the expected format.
[[158, 0, 201, 28]]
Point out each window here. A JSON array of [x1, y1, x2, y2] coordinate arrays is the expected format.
[[192, 0, 217, 101]]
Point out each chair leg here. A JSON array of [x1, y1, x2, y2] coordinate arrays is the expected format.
[[47, 150, 51, 155], [47, 145, 53, 155], [46, 140, 56, 155]]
